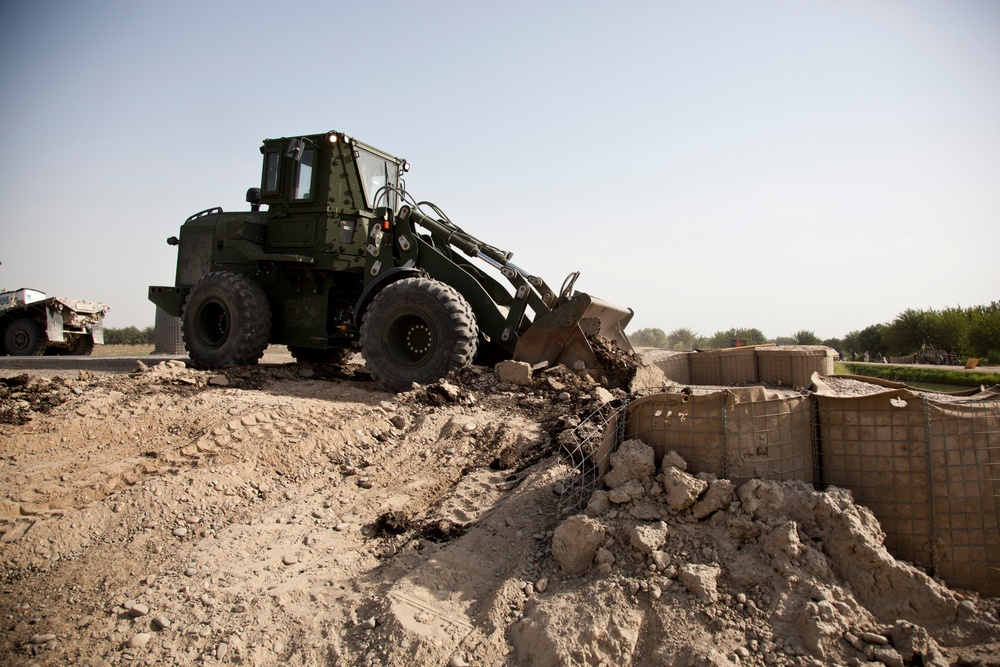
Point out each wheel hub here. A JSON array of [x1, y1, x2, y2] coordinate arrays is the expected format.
[[197, 301, 230, 348], [11, 330, 28, 349], [385, 313, 435, 367], [404, 323, 432, 355]]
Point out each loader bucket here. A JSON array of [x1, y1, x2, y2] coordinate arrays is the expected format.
[[513, 292, 634, 378]]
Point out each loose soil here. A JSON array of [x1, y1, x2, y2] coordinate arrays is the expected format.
[[1, 357, 998, 666]]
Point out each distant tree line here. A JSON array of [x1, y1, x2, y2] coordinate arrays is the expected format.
[[630, 327, 828, 351], [841, 303, 1000, 363], [630, 302, 1000, 364], [104, 326, 154, 345]]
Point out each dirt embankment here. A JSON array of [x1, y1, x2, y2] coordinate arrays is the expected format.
[[0, 358, 998, 666]]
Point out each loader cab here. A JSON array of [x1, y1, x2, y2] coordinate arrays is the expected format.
[[255, 131, 409, 269], [257, 131, 407, 218]]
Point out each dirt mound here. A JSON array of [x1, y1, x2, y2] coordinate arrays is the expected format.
[[0, 360, 997, 666], [539, 442, 1000, 665]]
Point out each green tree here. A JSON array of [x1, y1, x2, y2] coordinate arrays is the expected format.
[[667, 327, 700, 351], [928, 308, 968, 354], [707, 327, 767, 349], [822, 337, 844, 353], [856, 323, 887, 359], [842, 330, 861, 360], [773, 336, 796, 345], [883, 308, 931, 355], [967, 302, 1000, 362], [793, 330, 821, 345], [630, 327, 669, 348], [104, 326, 154, 345]]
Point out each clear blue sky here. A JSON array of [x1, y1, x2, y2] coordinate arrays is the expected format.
[[1, 0, 997, 341]]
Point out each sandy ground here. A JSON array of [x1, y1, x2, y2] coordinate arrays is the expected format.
[[1, 354, 998, 666]]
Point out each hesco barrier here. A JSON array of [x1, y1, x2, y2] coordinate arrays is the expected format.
[[154, 307, 185, 355], [688, 347, 757, 385], [815, 386, 1000, 596], [560, 384, 1000, 595], [756, 347, 835, 388], [646, 345, 836, 388], [624, 387, 815, 486]]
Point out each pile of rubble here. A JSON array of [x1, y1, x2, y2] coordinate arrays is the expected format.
[[540, 440, 999, 665]]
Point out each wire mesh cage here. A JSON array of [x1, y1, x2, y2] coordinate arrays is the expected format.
[[559, 386, 1000, 595], [556, 399, 629, 516]]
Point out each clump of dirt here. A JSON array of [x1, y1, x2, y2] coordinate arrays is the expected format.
[[0, 375, 74, 425], [369, 510, 413, 536], [589, 335, 645, 392]]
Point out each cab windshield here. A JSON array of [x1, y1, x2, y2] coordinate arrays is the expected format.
[[356, 147, 399, 210]]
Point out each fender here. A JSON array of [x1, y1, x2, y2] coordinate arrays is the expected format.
[[353, 266, 426, 324]]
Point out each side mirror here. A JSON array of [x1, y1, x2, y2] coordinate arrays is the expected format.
[[285, 139, 305, 161]]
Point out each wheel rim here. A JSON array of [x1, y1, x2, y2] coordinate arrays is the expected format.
[[195, 299, 231, 349], [10, 327, 29, 351], [384, 311, 436, 368]]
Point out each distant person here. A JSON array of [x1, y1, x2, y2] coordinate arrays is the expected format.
[[864, 351, 870, 362]]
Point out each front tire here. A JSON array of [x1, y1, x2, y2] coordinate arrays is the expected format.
[[360, 277, 478, 391], [182, 272, 271, 369], [4, 318, 47, 356]]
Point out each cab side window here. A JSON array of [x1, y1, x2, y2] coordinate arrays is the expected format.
[[293, 148, 315, 200], [263, 152, 280, 192]]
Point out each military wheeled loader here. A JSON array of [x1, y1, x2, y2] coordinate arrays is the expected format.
[[148, 131, 634, 391]]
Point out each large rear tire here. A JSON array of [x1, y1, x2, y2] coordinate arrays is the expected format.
[[182, 272, 271, 369], [4, 318, 47, 356], [360, 277, 478, 392]]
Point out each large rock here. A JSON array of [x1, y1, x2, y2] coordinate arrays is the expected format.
[[889, 621, 948, 667], [678, 563, 721, 603], [583, 490, 610, 517], [495, 360, 533, 386], [661, 450, 687, 471], [604, 439, 656, 489], [691, 477, 735, 520], [763, 520, 802, 565], [736, 478, 786, 520], [607, 479, 645, 505], [661, 466, 708, 513], [628, 521, 669, 555], [552, 515, 606, 574]]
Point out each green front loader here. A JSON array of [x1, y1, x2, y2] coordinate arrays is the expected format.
[[149, 130, 634, 391]]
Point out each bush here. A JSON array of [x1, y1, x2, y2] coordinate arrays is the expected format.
[[630, 327, 669, 348], [104, 326, 154, 345]]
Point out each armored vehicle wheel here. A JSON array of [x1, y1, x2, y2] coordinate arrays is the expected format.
[[4, 318, 47, 356], [360, 277, 478, 392], [68, 334, 95, 356], [182, 272, 271, 369], [289, 346, 355, 365]]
